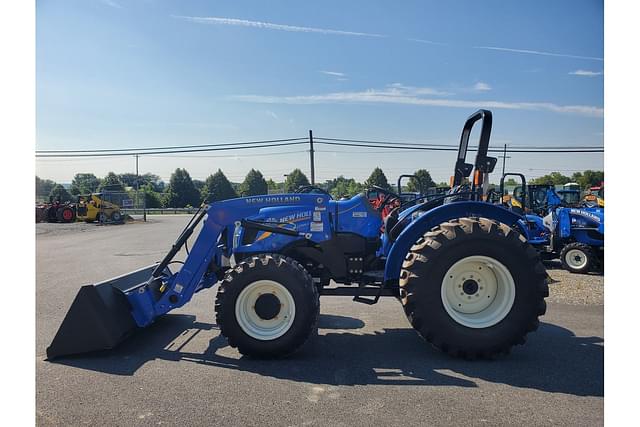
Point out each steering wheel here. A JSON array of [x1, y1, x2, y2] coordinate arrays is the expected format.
[[294, 185, 333, 199]]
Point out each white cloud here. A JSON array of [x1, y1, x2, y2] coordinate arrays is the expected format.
[[99, 0, 122, 8], [569, 70, 603, 77], [473, 82, 492, 91], [474, 45, 603, 61], [232, 84, 603, 118], [173, 16, 385, 38], [320, 71, 346, 77], [386, 83, 452, 96], [407, 38, 448, 46]]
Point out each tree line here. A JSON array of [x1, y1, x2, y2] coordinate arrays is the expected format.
[[36, 167, 603, 208]]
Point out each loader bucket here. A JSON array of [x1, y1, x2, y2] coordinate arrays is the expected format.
[[46, 265, 157, 360]]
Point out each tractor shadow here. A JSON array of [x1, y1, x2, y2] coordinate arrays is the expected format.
[[51, 313, 603, 397]]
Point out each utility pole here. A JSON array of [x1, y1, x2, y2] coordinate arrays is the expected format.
[[501, 144, 507, 177], [135, 154, 145, 221], [309, 130, 315, 185]]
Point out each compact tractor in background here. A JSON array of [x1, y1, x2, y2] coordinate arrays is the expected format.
[[35, 199, 76, 223], [583, 183, 604, 208], [498, 173, 604, 274], [47, 110, 549, 361]]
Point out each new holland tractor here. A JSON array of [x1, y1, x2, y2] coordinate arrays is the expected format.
[[498, 173, 604, 274], [47, 110, 549, 361]]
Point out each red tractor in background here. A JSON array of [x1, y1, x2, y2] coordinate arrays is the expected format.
[[35, 199, 76, 223]]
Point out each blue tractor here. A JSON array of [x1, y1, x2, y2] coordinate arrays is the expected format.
[[47, 110, 548, 361], [498, 173, 604, 274]]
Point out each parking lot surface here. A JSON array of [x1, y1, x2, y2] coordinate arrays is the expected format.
[[36, 216, 604, 426]]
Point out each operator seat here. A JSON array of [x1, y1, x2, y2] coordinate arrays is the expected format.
[[384, 197, 445, 243]]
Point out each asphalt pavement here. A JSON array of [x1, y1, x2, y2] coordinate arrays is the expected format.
[[36, 216, 603, 426]]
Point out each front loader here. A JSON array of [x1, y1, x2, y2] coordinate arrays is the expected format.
[[47, 110, 549, 360]]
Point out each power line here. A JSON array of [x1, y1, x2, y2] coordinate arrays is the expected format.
[[35, 137, 307, 154], [36, 141, 308, 158], [314, 136, 604, 151], [315, 140, 604, 153]]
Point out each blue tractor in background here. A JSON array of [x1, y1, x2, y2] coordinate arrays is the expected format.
[[47, 110, 549, 361], [498, 173, 604, 274]]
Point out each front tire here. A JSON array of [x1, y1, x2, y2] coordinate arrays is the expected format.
[[560, 242, 593, 274], [400, 217, 548, 359], [111, 211, 123, 223], [215, 254, 319, 358]]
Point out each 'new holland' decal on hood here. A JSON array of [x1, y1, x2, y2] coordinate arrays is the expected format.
[[245, 196, 302, 204], [569, 209, 601, 223]]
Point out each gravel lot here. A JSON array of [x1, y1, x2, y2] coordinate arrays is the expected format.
[[546, 266, 604, 306], [36, 216, 603, 426]]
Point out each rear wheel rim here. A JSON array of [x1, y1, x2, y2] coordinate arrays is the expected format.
[[235, 280, 296, 340], [565, 248, 588, 270], [63, 209, 73, 220], [441, 255, 516, 329]]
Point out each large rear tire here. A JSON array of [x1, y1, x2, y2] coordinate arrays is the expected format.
[[215, 254, 319, 358], [56, 206, 76, 223], [400, 217, 548, 359]]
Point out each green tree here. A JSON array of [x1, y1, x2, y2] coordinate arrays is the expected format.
[[117, 173, 138, 187], [49, 184, 72, 203], [36, 176, 56, 200], [266, 178, 278, 193], [325, 176, 363, 198], [140, 183, 162, 208], [240, 169, 268, 196], [572, 170, 604, 189], [530, 172, 571, 186], [117, 172, 164, 191], [99, 172, 126, 192], [284, 169, 310, 192], [193, 179, 206, 193], [70, 173, 100, 195], [406, 169, 435, 193], [202, 169, 238, 202], [162, 168, 201, 207], [364, 167, 391, 190]]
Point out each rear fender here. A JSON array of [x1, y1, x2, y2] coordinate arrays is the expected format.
[[383, 202, 524, 284]]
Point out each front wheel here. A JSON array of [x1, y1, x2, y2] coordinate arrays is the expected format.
[[560, 242, 593, 274], [400, 217, 548, 359], [215, 254, 319, 358], [111, 211, 123, 223]]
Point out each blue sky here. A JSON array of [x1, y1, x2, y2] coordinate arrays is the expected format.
[[36, 0, 604, 184]]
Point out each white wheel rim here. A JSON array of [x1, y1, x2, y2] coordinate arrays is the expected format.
[[235, 280, 296, 340], [441, 255, 516, 328], [565, 249, 588, 269]]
